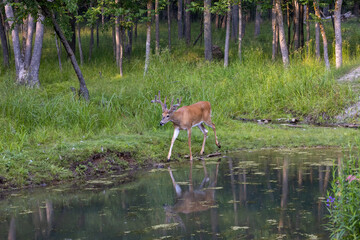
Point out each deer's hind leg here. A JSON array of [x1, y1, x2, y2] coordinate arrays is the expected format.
[[198, 123, 208, 155], [204, 121, 221, 148]]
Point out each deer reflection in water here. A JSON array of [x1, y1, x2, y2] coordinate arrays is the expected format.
[[164, 160, 220, 230]]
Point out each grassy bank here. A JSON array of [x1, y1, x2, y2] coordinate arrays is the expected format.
[[1, 19, 360, 188]]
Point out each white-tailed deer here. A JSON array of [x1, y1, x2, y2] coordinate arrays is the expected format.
[[151, 91, 221, 161]]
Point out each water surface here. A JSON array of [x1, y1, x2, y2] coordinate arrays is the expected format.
[[0, 148, 340, 239]]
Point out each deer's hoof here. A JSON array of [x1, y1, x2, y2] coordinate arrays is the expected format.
[[167, 158, 171, 162], [217, 144, 221, 149]]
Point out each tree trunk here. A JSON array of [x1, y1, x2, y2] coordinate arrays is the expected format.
[[155, 0, 160, 54], [232, 5, 239, 41], [89, 25, 94, 61], [54, 32, 62, 71], [77, 21, 83, 65], [168, 0, 171, 51], [4, 2, 26, 83], [40, 3, 89, 100], [334, 0, 343, 69], [238, 0, 242, 62], [272, 0, 277, 61], [185, 0, 191, 45], [204, 0, 212, 61], [275, 0, 289, 66], [315, 22, 320, 60], [178, 0, 183, 39], [299, 4, 304, 48], [293, 0, 300, 50], [0, 11, 9, 67], [286, 1, 290, 48], [112, 25, 116, 61], [115, 0, 123, 76], [24, 14, 34, 69], [313, 0, 330, 70], [144, 0, 152, 76], [215, 14, 219, 29], [254, 4, 261, 37], [306, 4, 310, 54], [69, 14, 76, 53], [224, 2, 231, 67], [28, 13, 45, 87]]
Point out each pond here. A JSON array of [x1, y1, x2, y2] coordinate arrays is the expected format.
[[0, 148, 340, 239]]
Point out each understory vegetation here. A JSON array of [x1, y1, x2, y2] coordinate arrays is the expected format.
[[1, 19, 360, 187]]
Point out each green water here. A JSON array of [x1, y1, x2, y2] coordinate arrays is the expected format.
[[0, 149, 339, 239]]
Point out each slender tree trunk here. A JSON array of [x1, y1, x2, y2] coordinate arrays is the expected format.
[[286, 1, 290, 48], [168, 0, 171, 51], [115, 0, 123, 76], [314, 0, 330, 70], [238, 0, 242, 62], [299, 4, 304, 48], [215, 14, 219, 29], [306, 4, 310, 54], [4, 2, 26, 83], [185, 0, 191, 45], [272, 0, 277, 61], [204, 0, 212, 61], [77, 21, 83, 65], [254, 4, 261, 37], [334, 0, 343, 68], [40, 3, 89, 100], [89, 25, 94, 61], [144, 0, 152, 76], [28, 13, 45, 87], [293, 0, 300, 50], [224, 2, 231, 67], [315, 22, 320, 60], [54, 32, 62, 70], [275, 0, 289, 66], [0, 11, 9, 67], [155, 0, 160, 54], [178, 0, 183, 39], [69, 14, 76, 53], [112, 25, 116, 61], [232, 5, 239, 41], [24, 14, 34, 69]]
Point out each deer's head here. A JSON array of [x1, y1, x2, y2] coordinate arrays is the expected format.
[[151, 91, 182, 126]]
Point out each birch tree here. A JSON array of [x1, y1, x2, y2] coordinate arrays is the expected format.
[[204, 0, 212, 61], [3, 1, 44, 87], [178, 0, 183, 39], [144, 0, 152, 76], [313, 0, 330, 70], [238, 0, 243, 62], [334, 0, 343, 68], [224, 0, 231, 67], [275, 0, 289, 66]]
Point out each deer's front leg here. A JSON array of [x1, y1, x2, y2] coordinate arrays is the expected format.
[[167, 127, 180, 161], [187, 129, 192, 161]]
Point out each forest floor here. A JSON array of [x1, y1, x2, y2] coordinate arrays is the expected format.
[[335, 66, 360, 122]]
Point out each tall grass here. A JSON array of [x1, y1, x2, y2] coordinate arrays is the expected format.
[[0, 19, 359, 154]]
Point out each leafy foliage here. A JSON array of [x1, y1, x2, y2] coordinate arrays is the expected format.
[[326, 149, 360, 239]]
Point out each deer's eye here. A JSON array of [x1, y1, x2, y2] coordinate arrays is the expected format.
[[167, 115, 170, 118]]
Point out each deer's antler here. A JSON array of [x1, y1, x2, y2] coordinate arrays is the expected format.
[[169, 97, 182, 113], [151, 91, 167, 111]]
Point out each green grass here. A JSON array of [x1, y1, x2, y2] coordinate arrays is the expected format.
[[1, 18, 360, 188]]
